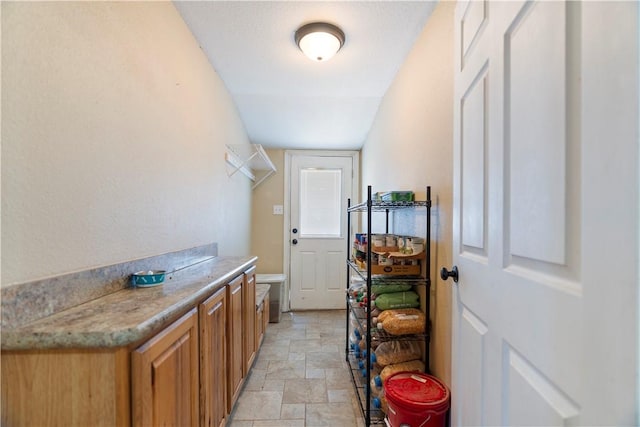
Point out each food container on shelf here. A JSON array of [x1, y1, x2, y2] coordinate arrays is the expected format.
[[379, 191, 415, 202], [372, 235, 385, 247], [411, 243, 424, 254]]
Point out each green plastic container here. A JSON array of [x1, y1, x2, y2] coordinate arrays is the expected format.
[[379, 191, 415, 202]]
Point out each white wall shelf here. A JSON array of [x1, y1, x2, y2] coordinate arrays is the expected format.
[[225, 144, 277, 190]]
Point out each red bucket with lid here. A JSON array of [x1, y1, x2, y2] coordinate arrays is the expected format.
[[383, 372, 450, 427]]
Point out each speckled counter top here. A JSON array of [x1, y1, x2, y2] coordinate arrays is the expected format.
[[2, 255, 257, 351], [256, 283, 270, 307]]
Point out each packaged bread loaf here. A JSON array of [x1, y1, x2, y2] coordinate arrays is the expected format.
[[380, 359, 425, 383], [374, 340, 422, 366], [381, 310, 426, 335]]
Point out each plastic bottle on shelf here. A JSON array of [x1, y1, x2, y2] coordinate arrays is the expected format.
[[361, 365, 380, 378], [352, 346, 361, 359], [348, 282, 366, 300], [372, 374, 383, 389], [362, 348, 379, 360], [359, 334, 371, 351], [349, 330, 358, 345], [370, 375, 384, 397], [372, 392, 388, 414], [358, 352, 377, 370], [349, 330, 361, 354]]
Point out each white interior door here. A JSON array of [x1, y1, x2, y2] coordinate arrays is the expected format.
[[288, 153, 356, 310], [451, 1, 638, 425]]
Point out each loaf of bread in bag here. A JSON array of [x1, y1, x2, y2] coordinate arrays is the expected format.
[[374, 340, 423, 366], [380, 359, 425, 383]]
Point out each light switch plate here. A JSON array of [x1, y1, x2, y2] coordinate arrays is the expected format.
[[273, 205, 284, 215]]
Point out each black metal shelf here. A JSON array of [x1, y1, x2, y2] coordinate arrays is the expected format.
[[346, 354, 387, 425], [347, 200, 430, 212], [347, 260, 429, 284], [344, 185, 432, 427], [349, 303, 431, 343]]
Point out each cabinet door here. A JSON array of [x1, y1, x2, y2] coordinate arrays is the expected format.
[[255, 301, 264, 350], [263, 294, 269, 341], [255, 294, 269, 350], [226, 275, 244, 412], [200, 287, 227, 427], [132, 308, 199, 427], [1, 348, 130, 427], [243, 267, 256, 374]]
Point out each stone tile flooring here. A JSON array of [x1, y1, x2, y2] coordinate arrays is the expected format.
[[227, 310, 366, 427]]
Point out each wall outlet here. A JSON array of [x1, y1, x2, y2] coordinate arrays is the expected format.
[[273, 205, 284, 215]]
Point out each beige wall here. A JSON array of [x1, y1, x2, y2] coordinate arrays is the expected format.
[[2, 2, 252, 286], [250, 149, 285, 274], [361, 1, 454, 385]]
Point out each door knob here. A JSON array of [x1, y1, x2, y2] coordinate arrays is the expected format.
[[292, 228, 298, 234], [440, 266, 459, 283], [292, 239, 298, 245]]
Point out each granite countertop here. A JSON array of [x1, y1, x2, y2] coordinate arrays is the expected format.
[[2, 255, 257, 351], [256, 283, 270, 307]]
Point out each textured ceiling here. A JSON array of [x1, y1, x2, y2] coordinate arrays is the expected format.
[[174, 1, 437, 150]]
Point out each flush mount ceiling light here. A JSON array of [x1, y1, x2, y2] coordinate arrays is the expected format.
[[294, 22, 345, 62]]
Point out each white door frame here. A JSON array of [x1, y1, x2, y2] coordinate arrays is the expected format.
[[283, 150, 360, 312]]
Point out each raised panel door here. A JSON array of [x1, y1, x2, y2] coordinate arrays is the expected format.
[[132, 308, 199, 427], [263, 294, 269, 334], [452, 1, 638, 425], [289, 153, 356, 310], [226, 275, 244, 413], [255, 293, 269, 350], [255, 300, 264, 350], [199, 287, 227, 427], [1, 348, 130, 427], [243, 267, 256, 374]]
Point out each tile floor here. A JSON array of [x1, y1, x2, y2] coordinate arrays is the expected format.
[[227, 310, 366, 427]]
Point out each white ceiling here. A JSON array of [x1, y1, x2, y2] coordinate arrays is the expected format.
[[174, 1, 437, 150]]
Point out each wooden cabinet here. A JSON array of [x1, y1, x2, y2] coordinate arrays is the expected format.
[[132, 308, 199, 427], [1, 266, 267, 427], [263, 294, 269, 342], [255, 293, 269, 349], [1, 348, 130, 427], [243, 267, 256, 374], [255, 297, 264, 349], [264, 294, 269, 336], [199, 287, 227, 427], [226, 274, 244, 413]]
